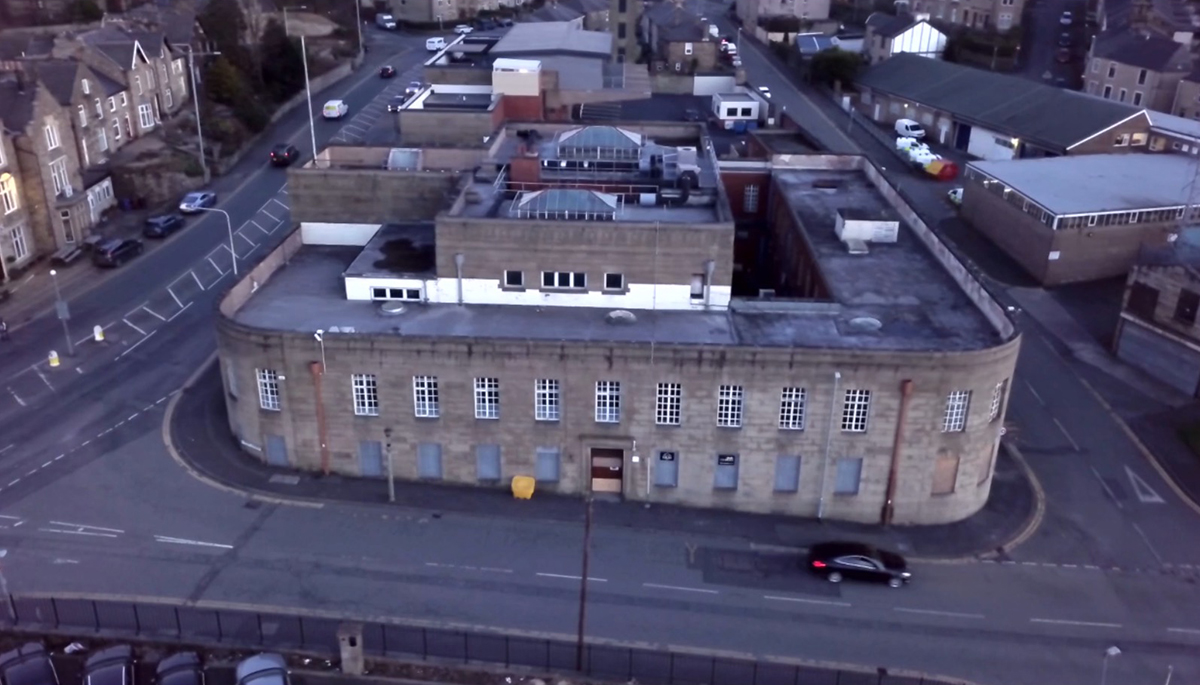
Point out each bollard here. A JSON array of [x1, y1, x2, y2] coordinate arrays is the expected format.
[[93, 325, 105, 342], [48, 351, 60, 368]]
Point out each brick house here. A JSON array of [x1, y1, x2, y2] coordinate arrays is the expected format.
[[1114, 243, 1200, 397], [641, 0, 720, 73], [1085, 29, 1193, 111]]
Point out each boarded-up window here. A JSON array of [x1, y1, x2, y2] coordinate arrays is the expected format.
[[536, 447, 560, 482], [774, 455, 801, 492], [417, 443, 443, 480], [1127, 282, 1158, 320], [1174, 289, 1200, 325], [834, 458, 862, 495], [476, 444, 501, 482], [978, 445, 995, 486], [714, 454, 738, 490], [655, 451, 679, 487], [932, 451, 960, 495]]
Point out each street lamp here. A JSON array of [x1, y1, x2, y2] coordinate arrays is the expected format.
[[355, 0, 364, 57], [384, 427, 395, 503], [49, 270, 74, 357], [193, 207, 238, 276], [575, 497, 594, 671], [314, 329, 326, 371], [1100, 645, 1120, 685], [300, 35, 319, 162], [282, 4, 308, 36], [173, 44, 222, 183]]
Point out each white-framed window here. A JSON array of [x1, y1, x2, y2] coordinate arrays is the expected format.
[[542, 271, 586, 289], [604, 272, 624, 290], [778, 387, 806, 430], [81, 78, 90, 94], [138, 104, 155, 130], [413, 376, 440, 417], [112, 118, 122, 140], [97, 126, 108, 152], [165, 88, 173, 109], [108, 96, 116, 112], [942, 390, 971, 432], [44, 123, 60, 150], [256, 369, 281, 410], [0, 174, 18, 214], [120, 93, 128, 107], [474, 377, 500, 419], [595, 380, 621, 423], [535, 378, 560, 421], [77, 105, 87, 127], [743, 184, 759, 213], [717, 385, 744, 427], [841, 388, 871, 432], [656, 382, 682, 425], [7, 224, 28, 261], [352, 373, 379, 416], [49, 158, 71, 197], [135, 75, 142, 95], [989, 380, 1006, 422]]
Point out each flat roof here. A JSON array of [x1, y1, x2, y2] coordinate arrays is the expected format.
[[344, 223, 436, 278], [969, 154, 1200, 215], [422, 92, 494, 110]]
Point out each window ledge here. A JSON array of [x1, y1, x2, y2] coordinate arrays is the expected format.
[[500, 285, 527, 292]]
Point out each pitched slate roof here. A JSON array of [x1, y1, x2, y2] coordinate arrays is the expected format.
[[644, 0, 707, 41], [855, 53, 1147, 151], [1092, 29, 1193, 72], [79, 27, 148, 71], [530, 3, 585, 22], [561, 0, 609, 13], [34, 59, 82, 106], [0, 33, 54, 60], [0, 78, 37, 132], [492, 22, 612, 57], [865, 12, 918, 38]]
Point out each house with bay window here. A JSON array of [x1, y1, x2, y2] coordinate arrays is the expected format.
[[0, 119, 33, 276]]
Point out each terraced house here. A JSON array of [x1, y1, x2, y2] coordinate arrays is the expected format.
[[0, 115, 33, 278]]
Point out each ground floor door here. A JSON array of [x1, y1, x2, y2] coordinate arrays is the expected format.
[[359, 440, 384, 477], [954, 122, 972, 151], [590, 448, 624, 495], [265, 434, 289, 466]]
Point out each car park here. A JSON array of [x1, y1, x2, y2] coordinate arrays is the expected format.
[[269, 144, 300, 167], [379, 65, 396, 78], [322, 100, 348, 119], [156, 653, 204, 685], [454, 24, 473, 33], [92, 238, 144, 267], [235, 654, 289, 685], [84, 645, 135, 685], [806, 542, 911, 588], [143, 214, 185, 238], [178, 191, 216, 213], [0, 643, 59, 685], [387, 95, 407, 112]]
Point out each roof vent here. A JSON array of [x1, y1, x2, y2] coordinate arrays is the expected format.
[[379, 302, 406, 315], [845, 238, 869, 254], [606, 309, 637, 325], [849, 316, 883, 332]]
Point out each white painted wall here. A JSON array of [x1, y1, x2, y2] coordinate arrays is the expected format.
[[345, 276, 431, 301], [967, 126, 1017, 161], [301, 222, 381, 246], [891, 22, 946, 59], [694, 75, 737, 96]]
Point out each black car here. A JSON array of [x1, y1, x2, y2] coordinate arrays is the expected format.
[[1056, 47, 1072, 63], [379, 65, 396, 78], [92, 238, 144, 267], [269, 144, 299, 167], [143, 214, 185, 238], [805, 542, 911, 587], [1057, 31, 1072, 47], [84, 646, 134, 685], [156, 653, 204, 685], [0, 643, 59, 685], [387, 95, 407, 113]]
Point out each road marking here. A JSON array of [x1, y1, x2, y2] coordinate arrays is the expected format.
[[1125, 466, 1165, 504], [246, 219, 269, 234], [206, 256, 226, 274], [41, 461, 52, 469], [154, 535, 234, 550], [536, 572, 607, 582], [9, 389, 26, 407], [893, 608, 984, 619], [1090, 466, 1124, 509], [127, 413, 139, 421], [117, 330, 157, 360], [54, 454, 64, 461], [749, 543, 806, 553], [0, 515, 20, 521], [7, 479, 18, 486], [123, 318, 147, 336], [52, 559, 80, 565], [51, 521, 124, 533], [764, 595, 851, 606], [1030, 618, 1121, 628], [25, 469, 37, 476], [261, 208, 280, 222], [1168, 627, 1200, 635], [190, 270, 206, 290], [142, 305, 166, 321], [1130, 522, 1164, 565], [33, 368, 54, 391], [168, 302, 193, 322], [1025, 380, 1046, 406], [40, 528, 119, 538], [1053, 418, 1079, 451], [167, 287, 184, 308], [643, 583, 718, 594], [269, 197, 288, 211], [0, 444, 13, 455]]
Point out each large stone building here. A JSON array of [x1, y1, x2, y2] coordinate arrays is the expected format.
[[214, 120, 1019, 525], [1085, 29, 1193, 112]]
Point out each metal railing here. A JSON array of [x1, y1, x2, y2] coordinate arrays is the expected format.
[[2, 596, 964, 685]]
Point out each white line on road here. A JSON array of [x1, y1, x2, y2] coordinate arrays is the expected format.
[[1053, 417, 1079, 451], [893, 607, 985, 619], [191, 270, 206, 290], [0, 515, 22, 520], [142, 306, 166, 321], [167, 287, 184, 308], [9, 389, 25, 407], [1030, 618, 1121, 628], [52, 559, 80, 565], [122, 318, 147, 336], [764, 595, 851, 607], [117, 330, 157, 360], [25, 469, 37, 477], [51, 521, 125, 533], [41, 461, 51, 469], [54, 454, 64, 461], [1125, 466, 1165, 504], [154, 535, 234, 550], [1091, 466, 1124, 510], [7, 479, 18, 487], [206, 256, 226, 274], [0, 445, 13, 455], [127, 413, 139, 421], [536, 572, 607, 582], [168, 301, 193, 322], [269, 197, 289, 211], [246, 219, 269, 234], [33, 368, 54, 391], [643, 583, 718, 594], [749, 543, 806, 553], [261, 208, 280, 222], [1130, 522, 1164, 565], [1168, 627, 1200, 635], [1025, 380, 1046, 406], [40, 528, 119, 538]]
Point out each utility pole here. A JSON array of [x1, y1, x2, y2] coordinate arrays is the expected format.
[[174, 44, 222, 183], [301, 35, 319, 162], [575, 497, 594, 672], [384, 427, 396, 503], [355, 0, 364, 56]]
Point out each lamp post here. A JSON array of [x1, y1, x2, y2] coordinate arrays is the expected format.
[[384, 427, 395, 503], [193, 207, 238, 276], [282, 4, 308, 35], [300, 35, 319, 162], [355, 0, 364, 57], [173, 44, 222, 183], [314, 328, 327, 370], [0, 548, 13, 621], [575, 496, 594, 672], [49, 270, 74, 357], [1100, 646, 1120, 685]]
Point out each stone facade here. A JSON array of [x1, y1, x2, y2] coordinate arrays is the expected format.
[[0, 133, 34, 271], [909, 0, 1022, 30], [610, 0, 643, 62], [1173, 75, 1200, 119], [218, 316, 1018, 525], [398, 108, 498, 147], [1085, 51, 1190, 113], [737, 0, 833, 26]]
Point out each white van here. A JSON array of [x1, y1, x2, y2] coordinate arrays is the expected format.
[[426, 37, 447, 52], [322, 100, 348, 119], [894, 118, 925, 139]]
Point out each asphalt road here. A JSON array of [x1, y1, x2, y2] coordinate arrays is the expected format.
[[0, 19, 1195, 685], [1016, 0, 1089, 89]]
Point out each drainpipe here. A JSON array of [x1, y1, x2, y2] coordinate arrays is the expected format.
[[310, 360, 332, 476], [455, 252, 465, 305], [703, 258, 715, 308], [882, 379, 914, 526], [816, 370, 841, 521]]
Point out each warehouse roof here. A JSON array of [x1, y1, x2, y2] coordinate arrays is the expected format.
[[491, 22, 611, 57], [855, 54, 1149, 151]]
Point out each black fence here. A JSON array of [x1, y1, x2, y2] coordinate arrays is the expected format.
[[2, 596, 961, 685]]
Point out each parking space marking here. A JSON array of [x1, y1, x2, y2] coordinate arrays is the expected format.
[[122, 318, 147, 336], [116, 330, 156, 360], [33, 368, 53, 392], [142, 305, 166, 322], [235, 232, 258, 248], [190, 271, 206, 290], [205, 256, 226, 274], [245, 219, 269, 235], [261, 208, 280, 222], [168, 302, 193, 322]]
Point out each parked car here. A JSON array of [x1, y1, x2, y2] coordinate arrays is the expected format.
[[499, 17, 514, 26], [404, 80, 424, 97], [1056, 47, 1072, 63], [426, 37, 447, 51], [454, 24, 473, 33], [178, 191, 216, 213], [92, 238, 144, 267], [1057, 31, 1072, 47], [84, 645, 135, 685], [805, 542, 911, 588], [0, 643, 59, 685], [758, 86, 772, 99], [143, 214, 185, 238], [1060, 10, 1073, 24], [894, 118, 926, 138], [322, 100, 349, 119], [477, 18, 496, 29], [269, 144, 300, 167], [379, 65, 396, 78], [387, 95, 407, 113], [155, 653, 204, 685], [235, 654, 289, 685], [375, 13, 396, 28]]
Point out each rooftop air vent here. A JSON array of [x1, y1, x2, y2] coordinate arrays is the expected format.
[[849, 316, 883, 332], [379, 302, 406, 315], [845, 238, 869, 254], [606, 310, 638, 325]]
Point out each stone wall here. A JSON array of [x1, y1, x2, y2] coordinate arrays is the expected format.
[[286, 167, 461, 224], [398, 109, 496, 147]]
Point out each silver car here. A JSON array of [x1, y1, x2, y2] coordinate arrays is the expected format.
[[179, 191, 216, 214]]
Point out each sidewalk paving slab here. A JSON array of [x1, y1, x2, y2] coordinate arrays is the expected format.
[[172, 363, 1037, 562]]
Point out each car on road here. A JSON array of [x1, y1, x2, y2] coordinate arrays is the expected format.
[[156, 653, 204, 685], [1060, 10, 1073, 24], [269, 143, 300, 167], [379, 65, 396, 78], [454, 24, 473, 33], [405, 80, 424, 97], [322, 99, 349, 119], [0, 643, 59, 685], [92, 238, 144, 267], [805, 542, 911, 587], [426, 37, 447, 51], [387, 94, 407, 112], [84, 645, 135, 685], [758, 86, 771, 99], [374, 13, 396, 29], [477, 18, 497, 30], [1056, 47, 1072, 63], [178, 191, 216, 213], [1057, 31, 1072, 47], [143, 214, 185, 238], [947, 187, 963, 206], [235, 654, 289, 685]]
